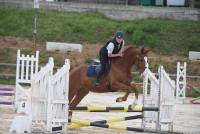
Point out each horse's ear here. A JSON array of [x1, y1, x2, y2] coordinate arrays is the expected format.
[[141, 47, 150, 54]]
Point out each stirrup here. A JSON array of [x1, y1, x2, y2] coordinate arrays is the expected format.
[[95, 82, 100, 86], [95, 79, 100, 86]]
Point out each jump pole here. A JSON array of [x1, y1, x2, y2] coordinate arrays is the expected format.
[[0, 101, 14, 105], [0, 92, 14, 96], [70, 105, 159, 112], [0, 87, 14, 105], [68, 115, 143, 129], [68, 118, 161, 133], [68, 118, 145, 132], [0, 88, 14, 91]]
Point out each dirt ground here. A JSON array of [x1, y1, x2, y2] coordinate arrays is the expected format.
[[0, 36, 102, 67], [0, 84, 200, 134], [0, 36, 184, 64]]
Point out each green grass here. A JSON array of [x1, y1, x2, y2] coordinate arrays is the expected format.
[[132, 73, 142, 82], [194, 0, 200, 8], [0, 6, 200, 54], [186, 88, 200, 97], [0, 77, 15, 85]]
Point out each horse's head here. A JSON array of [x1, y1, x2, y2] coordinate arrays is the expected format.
[[135, 47, 150, 75], [111, 46, 150, 75]]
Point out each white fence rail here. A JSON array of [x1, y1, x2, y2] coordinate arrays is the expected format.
[[50, 59, 70, 129], [142, 57, 175, 131], [16, 50, 39, 84], [15, 50, 39, 112], [159, 66, 175, 131], [142, 66, 159, 129], [30, 57, 70, 132], [10, 50, 70, 133], [31, 57, 54, 127]]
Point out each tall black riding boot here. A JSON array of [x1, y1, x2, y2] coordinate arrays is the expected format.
[[95, 72, 101, 86]]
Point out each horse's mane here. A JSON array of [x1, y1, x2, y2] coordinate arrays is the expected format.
[[110, 45, 139, 68], [123, 45, 140, 53], [111, 45, 140, 62]]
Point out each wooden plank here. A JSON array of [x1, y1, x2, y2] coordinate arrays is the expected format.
[[46, 42, 82, 53]]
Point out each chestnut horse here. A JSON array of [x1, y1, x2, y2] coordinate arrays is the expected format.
[[69, 46, 149, 111]]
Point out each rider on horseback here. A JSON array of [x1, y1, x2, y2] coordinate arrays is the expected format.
[[95, 31, 125, 85]]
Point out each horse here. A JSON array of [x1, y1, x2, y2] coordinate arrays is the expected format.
[[69, 45, 149, 113]]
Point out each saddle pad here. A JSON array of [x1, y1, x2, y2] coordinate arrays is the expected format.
[[86, 65, 96, 77]]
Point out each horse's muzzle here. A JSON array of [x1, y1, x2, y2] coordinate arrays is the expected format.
[[139, 67, 147, 79]]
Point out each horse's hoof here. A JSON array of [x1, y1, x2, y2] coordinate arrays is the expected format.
[[68, 111, 72, 119], [131, 103, 137, 108], [116, 98, 123, 102], [69, 114, 72, 118], [131, 100, 139, 108]]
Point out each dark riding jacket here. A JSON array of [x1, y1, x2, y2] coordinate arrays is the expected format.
[[97, 38, 123, 76], [100, 38, 123, 60]]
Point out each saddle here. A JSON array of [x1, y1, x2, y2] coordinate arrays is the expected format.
[[86, 59, 114, 90], [86, 59, 101, 77]]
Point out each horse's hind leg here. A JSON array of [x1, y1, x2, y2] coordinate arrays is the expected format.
[[69, 87, 77, 105], [68, 89, 77, 119], [70, 89, 89, 108], [69, 88, 89, 117]]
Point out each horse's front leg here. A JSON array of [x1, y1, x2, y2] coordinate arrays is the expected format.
[[111, 82, 132, 102], [111, 82, 139, 107], [116, 82, 139, 103], [130, 81, 139, 106]]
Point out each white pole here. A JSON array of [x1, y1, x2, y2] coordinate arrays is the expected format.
[[142, 56, 149, 130], [33, 0, 39, 51], [47, 58, 54, 132], [157, 66, 162, 133]]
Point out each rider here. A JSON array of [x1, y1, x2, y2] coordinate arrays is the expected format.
[[95, 31, 125, 85]]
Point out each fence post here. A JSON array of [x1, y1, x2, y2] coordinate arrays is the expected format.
[[176, 62, 186, 104], [15, 50, 39, 113]]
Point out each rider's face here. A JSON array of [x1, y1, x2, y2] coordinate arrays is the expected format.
[[116, 37, 123, 44]]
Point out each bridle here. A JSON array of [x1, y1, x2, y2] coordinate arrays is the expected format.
[[136, 55, 147, 74]]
